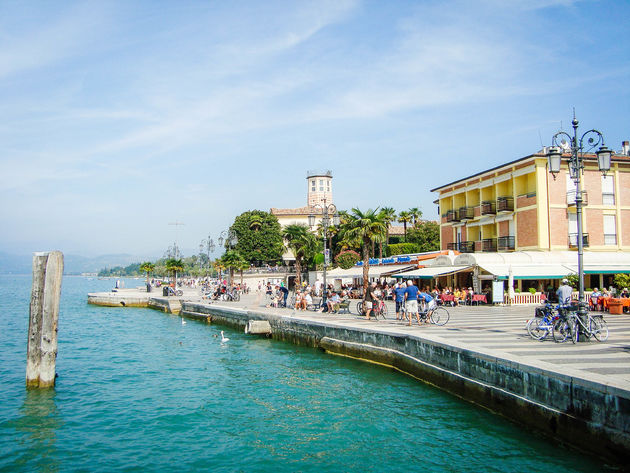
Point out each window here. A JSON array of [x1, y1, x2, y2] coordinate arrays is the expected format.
[[604, 215, 617, 245], [566, 173, 577, 205], [602, 175, 615, 205], [319, 187, 323, 191], [319, 180, 323, 185]]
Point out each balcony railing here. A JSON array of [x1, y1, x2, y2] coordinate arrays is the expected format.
[[497, 235, 515, 251], [447, 241, 474, 253], [566, 190, 588, 206], [445, 210, 460, 222], [481, 201, 496, 215], [568, 233, 589, 248], [458, 206, 474, 220], [482, 238, 497, 252], [496, 196, 514, 212]]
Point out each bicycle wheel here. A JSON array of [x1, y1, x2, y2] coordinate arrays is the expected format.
[[430, 307, 449, 326], [592, 317, 609, 342], [356, 301, 363, 315], [527, 318, 547, 340], [570, 318, 579, 344], [380, 304, 388, 319], [553, 318, 570, 343]]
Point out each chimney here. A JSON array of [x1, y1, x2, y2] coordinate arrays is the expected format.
[[622, 141, 630, 156]]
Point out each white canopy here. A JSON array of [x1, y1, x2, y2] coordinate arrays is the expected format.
[[393, 265, 471, 279], [326, 265, 415, 279]]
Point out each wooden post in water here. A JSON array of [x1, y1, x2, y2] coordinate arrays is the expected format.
[[26, 251, 63, 388]]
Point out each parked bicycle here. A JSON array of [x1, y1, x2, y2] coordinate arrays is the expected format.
[[554, 311, 609, 344], [402, 302, 450, 326], [527, 303, 560, 341]]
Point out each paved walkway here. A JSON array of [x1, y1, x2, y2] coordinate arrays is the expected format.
[[226, 292, 630, 390]]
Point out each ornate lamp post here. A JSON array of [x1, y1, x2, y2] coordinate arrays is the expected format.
[[308, 198, 340, 305], [199, 236, 215, 276], [218, 230, 238, 285], [546, 113, 611, 336]]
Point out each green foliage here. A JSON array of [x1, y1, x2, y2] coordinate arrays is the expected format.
[[98, 262, 142, 277], [613, 273, 630, 290], [385, 243, 420, 256], [565, 273, 578, 288], [528, 287, 537, 294], [229, 210, 284, 265], [406, 221, 440, 252], [335, 250, 360, 269]]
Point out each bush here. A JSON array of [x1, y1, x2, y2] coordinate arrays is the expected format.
[[528, 287, 536, 294], [334, 250, 360, 269], [613, 273, 630, 291], [565, 273, 578, 288], [385, 243, 420, 256]]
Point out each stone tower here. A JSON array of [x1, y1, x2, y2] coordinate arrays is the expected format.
[[307, 170, 333, 207]]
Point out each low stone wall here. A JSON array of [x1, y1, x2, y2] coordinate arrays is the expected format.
[[87, 293, 149, 308], [181, 301, 630, 463]]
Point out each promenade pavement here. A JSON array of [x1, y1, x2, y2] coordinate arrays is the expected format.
[[225, 292, 630, 390]]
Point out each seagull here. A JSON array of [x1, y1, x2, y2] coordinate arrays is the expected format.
[[181, 318, 187, 325], [221, 331, 230, 343]]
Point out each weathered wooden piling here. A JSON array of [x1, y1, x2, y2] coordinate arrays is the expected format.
[[26, 251, 63, 388]]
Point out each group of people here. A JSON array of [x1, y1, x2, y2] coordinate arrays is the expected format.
[[360, 280, 435, 325]]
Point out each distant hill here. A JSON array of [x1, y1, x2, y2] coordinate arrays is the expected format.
[[0, 252, 155, 275]]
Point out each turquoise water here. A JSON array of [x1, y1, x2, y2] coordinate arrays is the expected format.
[[0, 275, 611, 472]]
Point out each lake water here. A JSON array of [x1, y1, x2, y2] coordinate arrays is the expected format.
[[0, 275, 612, 472]]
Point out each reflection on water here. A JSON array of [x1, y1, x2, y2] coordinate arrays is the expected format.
[[9, 389, 61, 473]]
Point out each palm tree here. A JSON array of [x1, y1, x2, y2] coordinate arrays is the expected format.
[[282, 224, 317, 287], [343, 208, 387, 305], [165, 258, 184, 288], [398, 210, 412, 242], [221, 250, 247, 286], [249, 214, 264, 231], [408, 207, 422, 226], [379, 207, 397, 257], [139, 261, 155, 287]]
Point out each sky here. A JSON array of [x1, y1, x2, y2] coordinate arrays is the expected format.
[[1, 0, 629, 259]]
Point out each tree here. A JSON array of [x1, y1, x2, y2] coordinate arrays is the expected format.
[[139, 262, 155, 286], [398, 211, 412, 241], [341, 208, 387, 306], [221, 250, 247, 286], [165, 258, 184, 286], [406, 220, 440, 252], [335, 250, 360, 269], [379, 207, 397, 258], [408, 207, 422, 225], [229, 210, 284, 265], [283, 224, 317, 287]]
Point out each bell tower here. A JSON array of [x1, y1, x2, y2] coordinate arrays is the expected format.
[[307, 170, 333, 207]]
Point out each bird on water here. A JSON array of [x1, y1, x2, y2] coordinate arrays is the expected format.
[[181, 318, 186, 325], [221, 331, 229, 343]]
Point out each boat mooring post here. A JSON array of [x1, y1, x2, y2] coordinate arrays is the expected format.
[[26, 251, 64, 388]]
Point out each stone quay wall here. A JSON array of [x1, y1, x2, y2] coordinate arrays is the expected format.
[[181, 301, 630, 463]]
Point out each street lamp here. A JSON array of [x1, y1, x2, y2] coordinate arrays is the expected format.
[[200, 236, 215, 276], [218, 229, 238, 285], [308, 198, 340, 305], [546, 113, 612, 337]]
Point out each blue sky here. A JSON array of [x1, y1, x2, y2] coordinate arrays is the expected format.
[[1, 0, 628, 258]]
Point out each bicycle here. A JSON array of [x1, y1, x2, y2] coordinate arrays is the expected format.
[[403, 303, 449, 326], [553, 309, 608, 343], [356, 300, 387, 319], [527, 303, 560, 341]]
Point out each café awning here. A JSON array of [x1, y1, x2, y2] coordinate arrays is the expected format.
[[392, 265, 471, 279]]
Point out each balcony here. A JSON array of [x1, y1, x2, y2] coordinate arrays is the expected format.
[[447, 241, 475, 253], [566, 190, 588, 206], [496, 196, 514, 212], [458, 206, 474, 220], [481, 201, 496, 215], [482, 238, 497, 252], [497, 235, 515, 251], [445, 210, 460, 222], [568, 233, 589, 248]]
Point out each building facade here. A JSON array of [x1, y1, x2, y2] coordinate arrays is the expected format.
[[432, 143, 630, 255]]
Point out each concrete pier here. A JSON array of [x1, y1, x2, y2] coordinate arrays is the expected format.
[[88, 289, 630, 463]]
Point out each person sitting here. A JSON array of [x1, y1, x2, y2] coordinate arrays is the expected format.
[[621, 288, 630, 298], [327, 292, 341, 313], [304, 291, 313, 310], [590, 287, 602, 311]]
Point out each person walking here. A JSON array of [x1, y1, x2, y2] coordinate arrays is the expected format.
[[394, 282, 406, 320], [364, 282, 377, 320], [404, 280, 420, 326]]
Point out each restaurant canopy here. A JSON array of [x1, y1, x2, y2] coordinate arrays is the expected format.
[[392, 265, 471, 279], [326, 265, 415, 279]]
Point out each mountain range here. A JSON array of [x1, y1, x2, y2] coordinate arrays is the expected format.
[[0, 252, 155, 275]]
